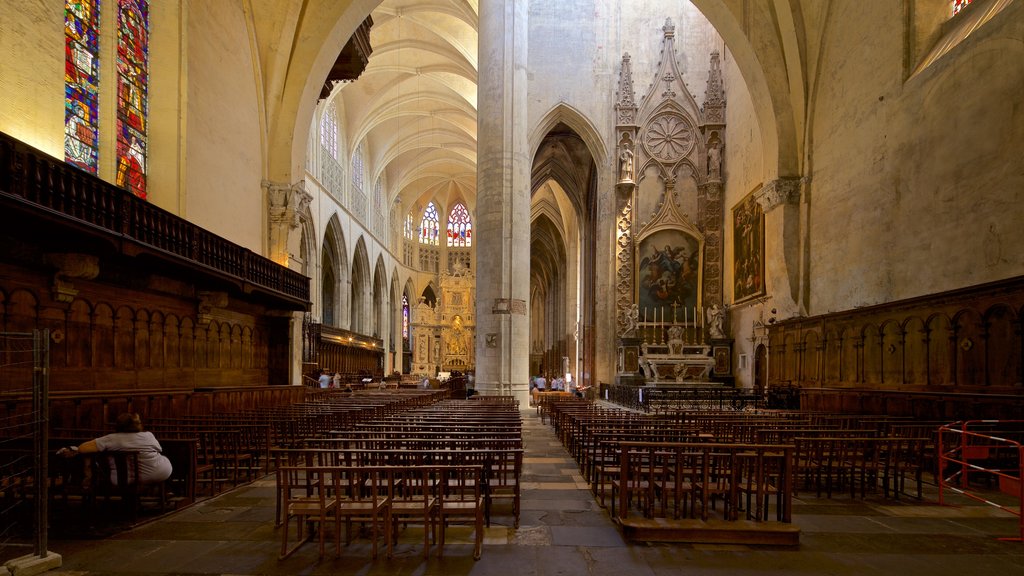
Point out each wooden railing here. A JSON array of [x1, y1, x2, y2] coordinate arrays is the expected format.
[[0, 131, 309, 305]]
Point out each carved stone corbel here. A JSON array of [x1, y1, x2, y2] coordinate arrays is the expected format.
[[755, 177, 803, 212], [44, 253, 99, 303], [264, 180, 311, 265]]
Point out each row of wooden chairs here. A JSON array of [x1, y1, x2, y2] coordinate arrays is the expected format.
[[279, 464, 485, 560]]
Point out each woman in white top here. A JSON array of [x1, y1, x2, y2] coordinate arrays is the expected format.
[[59, 413, 172, 485]]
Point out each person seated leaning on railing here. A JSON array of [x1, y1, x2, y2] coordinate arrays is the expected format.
[[57, 412, 173, 485]]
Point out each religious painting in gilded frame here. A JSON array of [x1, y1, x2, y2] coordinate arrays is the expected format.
[[636, 228, 702, 323], [732, 186, 765, 303]]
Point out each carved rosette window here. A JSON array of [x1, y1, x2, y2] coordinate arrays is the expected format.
[[643, 113, 695, 164]]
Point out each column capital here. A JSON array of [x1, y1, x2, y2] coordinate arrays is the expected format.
[[263, 179, 311, 229], [755, 177, 805, 212]]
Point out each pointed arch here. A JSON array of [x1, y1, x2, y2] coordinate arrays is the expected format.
[[372, 254, 387, 338], [350, 236, 372, 333], [322, 214, 349, 327], [529, 102, 608, 166]]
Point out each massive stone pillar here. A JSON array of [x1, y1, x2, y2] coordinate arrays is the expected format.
[[755, 177, 805, 318], [474, 0, 530, 404]]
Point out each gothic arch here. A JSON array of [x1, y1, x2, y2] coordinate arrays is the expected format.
[[350, 236, 371, 334], [372, 255, 387, 339], [322, 214, 350, 327], [529, 102, 608, 170]]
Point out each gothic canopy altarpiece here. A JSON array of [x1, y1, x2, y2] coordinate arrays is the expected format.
[[614, 18, 726, 339]]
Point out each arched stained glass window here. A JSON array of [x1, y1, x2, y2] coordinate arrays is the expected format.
[[419, 202, 439, 245], [446, 202, 473, 247], [952, 0, 973, 15], [65, 0, 101, 174], [402, 294, 409, 339], [404, 213, 415, 240], [115, 0, 149, 199], [320, 103, 338, 160]]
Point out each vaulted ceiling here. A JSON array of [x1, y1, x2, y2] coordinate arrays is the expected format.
[[329, 0, 479, 216]]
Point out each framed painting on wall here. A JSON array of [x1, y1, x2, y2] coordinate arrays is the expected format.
[[636, 228, 701, 321], [732, 187, 765, 303]]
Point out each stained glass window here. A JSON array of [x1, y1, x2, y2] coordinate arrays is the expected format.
[[320, 104, 338, 160], [65, 0, 101, 173], [446, 202, 473, 247], [404, 213, 415, 240], [419, 202, 439, 245], [402, 294, 409, 339], [115, 0, 149, 199], [952, 0, 973, 15]]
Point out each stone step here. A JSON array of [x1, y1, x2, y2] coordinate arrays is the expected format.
[[618, 517, 800, 546]]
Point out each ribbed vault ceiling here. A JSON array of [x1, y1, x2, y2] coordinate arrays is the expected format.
[[332, 0, 479, 213]]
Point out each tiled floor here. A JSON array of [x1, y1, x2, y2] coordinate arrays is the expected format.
[[48, 409, 1024, 575]]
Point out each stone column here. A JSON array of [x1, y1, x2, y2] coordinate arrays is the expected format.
[[474, 0, 530, 404], [755, 177, 805, 318]]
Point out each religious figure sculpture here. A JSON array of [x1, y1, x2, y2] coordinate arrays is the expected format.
[[641, 356, 656, 380], [706, 304, 726, 339], [707, 142, 721, 179], [619, 146, 634, 183], [666, 324, 684, 354]]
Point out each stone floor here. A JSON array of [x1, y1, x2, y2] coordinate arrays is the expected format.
[[48, 409, 1024, 575]]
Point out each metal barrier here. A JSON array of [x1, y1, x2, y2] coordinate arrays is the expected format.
[[938, 420, 1023, 542]]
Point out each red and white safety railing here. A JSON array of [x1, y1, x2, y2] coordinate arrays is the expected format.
[[938, 420, 1023, 542]]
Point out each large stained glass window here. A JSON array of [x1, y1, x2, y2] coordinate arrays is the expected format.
[[65, 0, 101, 173], [952, 0, 973, 15], [419, 202, 439, 245], [402, 294, 409, 340], [115, 0, 149, 199], [446, 202, 472, 247]]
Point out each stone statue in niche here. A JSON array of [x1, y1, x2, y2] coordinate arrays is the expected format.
[[707, 142, 722, 180], [619, 146, 634, 184]]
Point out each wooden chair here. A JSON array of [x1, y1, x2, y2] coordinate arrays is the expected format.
[[484, 449, 522, 528], [736, 448, 783, 521], [334, 466, 390, 559], [387, 465, 437, 558], [655, 447, 697, 519], [436, 464, 484, 560], [692, 449, 735, 521], [279, 465, 338, 559]]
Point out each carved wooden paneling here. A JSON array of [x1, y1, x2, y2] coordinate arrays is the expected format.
[[904, 317, 927, 386], [0, 274, 280, 390], [769, 276, 1024, 419]]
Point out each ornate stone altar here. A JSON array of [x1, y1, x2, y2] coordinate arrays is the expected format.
[[612, 20, 731, 387]]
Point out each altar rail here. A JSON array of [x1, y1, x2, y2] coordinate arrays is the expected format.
[[603, 383, 761, 413]]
